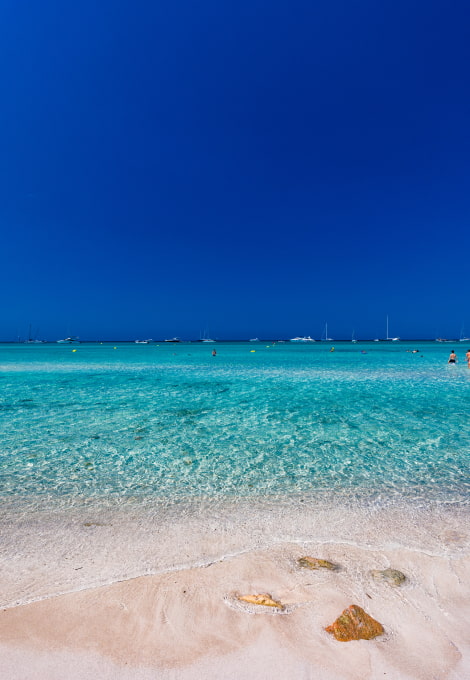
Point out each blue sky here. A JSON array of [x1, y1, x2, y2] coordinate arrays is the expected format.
[[1, 0, 469, 340]]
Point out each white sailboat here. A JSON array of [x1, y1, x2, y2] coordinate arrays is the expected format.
[[199, 329, 215, 342], [459, 326, 469, 342], [321, 323, 333, 342], [351, 330, 357, 343], [385, 316, 399, 341], [24, 324, 44, 343]]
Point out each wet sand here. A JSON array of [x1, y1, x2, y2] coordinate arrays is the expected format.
[[1, 498, 469, 679]]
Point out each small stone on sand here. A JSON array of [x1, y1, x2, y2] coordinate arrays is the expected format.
[[325, 604, 384, 641], [238, 593, 284, 609], [370, 568, 406, 586], [298, 557, 338, 571]]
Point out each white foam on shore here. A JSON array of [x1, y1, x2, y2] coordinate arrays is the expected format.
[[1, 493, 469, 609]]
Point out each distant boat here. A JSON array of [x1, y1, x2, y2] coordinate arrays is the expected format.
[[321, 323, 333, 342], [199, 329, 215, 342], [351, 330, 357, 343], [290, 336, 315, 343], [459, 327, 469, 342], [385, 316, 399, 341], [249, 338, 260, 342], [57, 336, 80, 344], [24, 323, 44, 343], [164, 338, 180, 343], [135, 339, 152, 344]]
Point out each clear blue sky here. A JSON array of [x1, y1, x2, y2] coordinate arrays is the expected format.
[[1, 0, 469, 340]]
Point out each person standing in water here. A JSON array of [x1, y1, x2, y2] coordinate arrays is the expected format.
[[466, 349, 470, 368], [448, 350, 457, 364]]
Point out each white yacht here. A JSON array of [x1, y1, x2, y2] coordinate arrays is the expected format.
[[164, 338, 181, 343], [249, 338, 260, 342], [290, 336, 315, 343], [57, 336, 80, 344]]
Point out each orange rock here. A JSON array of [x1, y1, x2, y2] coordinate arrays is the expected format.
[[298, 556, 338, 570], [325, 605, 384, 641], [238, 593, 284, 609]]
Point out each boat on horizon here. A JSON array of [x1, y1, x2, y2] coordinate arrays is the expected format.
[[321, 323, 333, 342], [135, 339, 152, 344], [24, 324, 44, 343], [459, 326, 469, 342], [57, 336, 80, 344], [199, 328, 215, 342], [164, 338, 181, 343], [385, 316, 399, 341], [290, 336, 315, 343], [249, 338, 259, 342]]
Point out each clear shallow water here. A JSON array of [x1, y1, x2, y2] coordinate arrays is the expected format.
[[1, 341, 469, 508]]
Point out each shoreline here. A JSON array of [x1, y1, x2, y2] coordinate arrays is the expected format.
[[1, 496, 469, 679], [1, 534, 469, 678], [1, 494, 469, 609]]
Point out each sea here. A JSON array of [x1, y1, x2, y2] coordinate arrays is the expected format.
[[1, 340, 469, 606]]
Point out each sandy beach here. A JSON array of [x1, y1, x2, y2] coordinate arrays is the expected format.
[[1, 498, 469, 679]]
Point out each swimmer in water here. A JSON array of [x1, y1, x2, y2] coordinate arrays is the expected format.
[[466, 349, 470, 368], [448, 350, 457, 364], [212, 349, 217, 356]]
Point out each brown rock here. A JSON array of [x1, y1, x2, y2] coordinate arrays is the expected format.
[[370, 568, 406, 586], [298, 556, 338, 571], [325, 604, 384, 641], [237, 593, 284, 609]]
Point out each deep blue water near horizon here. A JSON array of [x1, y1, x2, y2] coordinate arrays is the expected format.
[[1, 341, 469, 508]]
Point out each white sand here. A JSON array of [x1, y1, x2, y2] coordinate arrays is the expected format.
[[1, 497, 469, 679]]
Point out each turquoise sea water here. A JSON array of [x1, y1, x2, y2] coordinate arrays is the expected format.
[[1, 341, 469, 508]]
